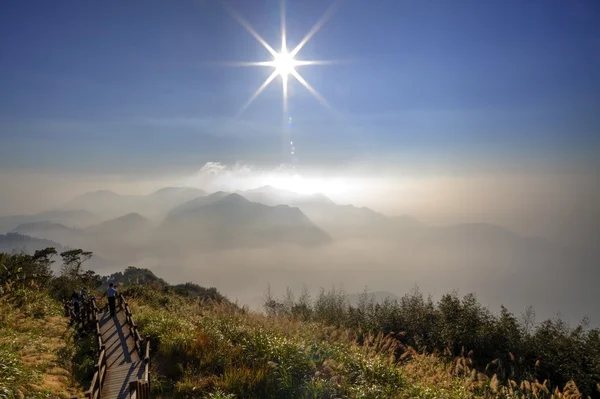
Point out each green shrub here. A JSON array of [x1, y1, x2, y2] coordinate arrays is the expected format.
[[266, 286, 600, 397]]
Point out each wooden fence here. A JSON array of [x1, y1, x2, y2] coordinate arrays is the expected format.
[[118, 293, 151, 399], [64, 292, 151, 399]]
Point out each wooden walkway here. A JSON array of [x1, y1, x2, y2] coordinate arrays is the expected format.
[[98, 310, 145, 399]]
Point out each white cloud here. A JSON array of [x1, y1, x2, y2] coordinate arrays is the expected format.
[[176, 161, 378, 203]]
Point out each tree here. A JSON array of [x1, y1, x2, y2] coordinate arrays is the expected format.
[[60, 249, 93, 280], [32, 247, 57, 285], [51, 249, 98, 300]]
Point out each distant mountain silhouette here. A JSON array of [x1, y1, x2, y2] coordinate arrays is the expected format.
[[159, 193, 331, 249], [149, 186, 206, 198], [166, 191, 229, 216], [6, 186, 573, 267], [62, 190, 140, 217], [240, 186, 334, 207], [140, 187, 206, 218], [0, 232, 66, 254], [12, 221, 82, 247], [238, 186, 419, 239], [62, 187, 207, 219], [414, 222, 562, 254], [13, 221, 73, 234], [0, 232, 114, 271], [0, 209, 98, 233], [85, 213, 152, 235], [11, 212, 153, 248]]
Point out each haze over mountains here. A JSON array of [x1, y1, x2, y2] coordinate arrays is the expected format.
[[0, 185, 597, 326]]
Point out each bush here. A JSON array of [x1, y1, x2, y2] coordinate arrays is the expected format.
[[266, 286, 600, 397]]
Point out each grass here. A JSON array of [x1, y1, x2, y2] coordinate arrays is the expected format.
[[0, 287, 86, 399], [125, 286, 593, 399], [1, 254, 596, 399]]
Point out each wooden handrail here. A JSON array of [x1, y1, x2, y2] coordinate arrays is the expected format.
[[144, 339, 150, 363], [65, 292, 151, 398], [116, 293, 152, 399], [64, 296, 108, 399]]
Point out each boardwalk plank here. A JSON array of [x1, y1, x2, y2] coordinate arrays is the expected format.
[[98, 310, 144, 399]]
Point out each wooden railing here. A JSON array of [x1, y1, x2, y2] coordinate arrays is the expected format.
[[118, 293, 151, 399], [65, 296, 107, 399], [65, 293, 151, 399], [63, 296, 95, 334]]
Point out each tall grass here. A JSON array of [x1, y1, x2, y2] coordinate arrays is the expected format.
[[0, 287, 86, 399], [266, 287, 600, 398], [126, 285, 598, 398]]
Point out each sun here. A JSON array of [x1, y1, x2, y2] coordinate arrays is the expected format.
[[273, 51, 297, 78], [223, 0, 341, 117]]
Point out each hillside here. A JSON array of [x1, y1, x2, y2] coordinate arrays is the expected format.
[[0, 209, 98, 233], [1, 252, 598, 398], [0, 290, 87, 398], [159, 193, 332, 249], [85, 212, 152, 235], [0, 232, 66, 254], [62, 187, 206, 219]]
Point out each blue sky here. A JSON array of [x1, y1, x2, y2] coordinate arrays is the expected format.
[[1, 0, 599, 176]]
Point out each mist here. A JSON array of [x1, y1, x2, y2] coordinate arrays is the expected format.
[[1, 163, 598, 243], [1, 162, 598, 327]]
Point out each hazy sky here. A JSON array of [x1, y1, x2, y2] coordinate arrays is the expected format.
[[1, 0, 599, 173], [1, 0, 599, 240]]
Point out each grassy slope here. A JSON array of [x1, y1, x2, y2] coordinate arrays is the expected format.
[[0, 278, 589, 398], [0, 288, 86, 399], [125, 286, 585, 399]]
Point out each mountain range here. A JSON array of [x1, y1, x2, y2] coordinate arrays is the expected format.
[[158, 192, 331, 250], [0, 185, 575, 272], [61, 187, 206, 220]]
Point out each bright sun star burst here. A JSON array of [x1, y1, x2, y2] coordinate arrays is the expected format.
[[274, 51, 296, 76], [224, 0, 341, 117]]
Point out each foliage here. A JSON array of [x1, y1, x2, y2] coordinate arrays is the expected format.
[[129, 288, 409, 398], [0, 249, 103, 397], [0, 248, 55, 290], [2, 248, 598, 398], [101, 266, 169, 289], [102, 266, 229, 303], [51, 249, 101, 300], [266, 286, 600, 398], [0, 285, 85, 398]]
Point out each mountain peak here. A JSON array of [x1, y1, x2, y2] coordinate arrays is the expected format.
[[87, 212, 151, 233], [217, 193, 250, 205], [114, 212, 148, 223], [208, 191, 231, 199]]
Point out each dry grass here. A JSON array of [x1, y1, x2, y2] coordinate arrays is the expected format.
[[0, 289, 85, 399], [126, 290, 595, 399]]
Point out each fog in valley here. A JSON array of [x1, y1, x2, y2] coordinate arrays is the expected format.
[[1, 163, 598, 326]]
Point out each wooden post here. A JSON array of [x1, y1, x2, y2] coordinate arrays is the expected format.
[[129, 380, 138, 397]]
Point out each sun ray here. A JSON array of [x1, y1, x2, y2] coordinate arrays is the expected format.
[[293, 59, 344, 66], [223, 0, 343, 118], [223, 2, 278, 57], [236, 70, 280, 118], [209, 61, 277, 67], [290, 69, 331, 109], [282, 73, 289, 115], [280, 0, 287, 52], [290, 0, 343, 57]]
